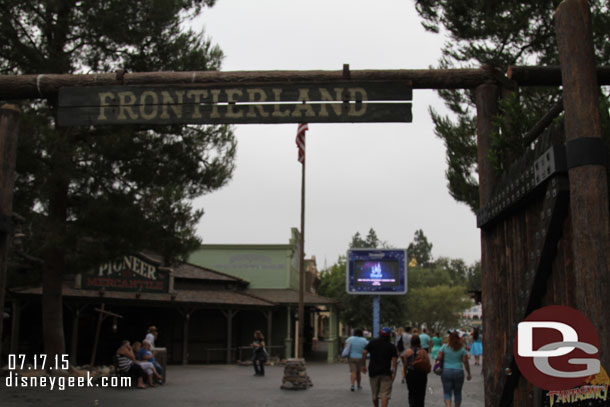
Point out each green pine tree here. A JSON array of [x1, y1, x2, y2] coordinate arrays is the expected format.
[[407, 229, 433, 267], [2, 0, 235, 357], [414, 0, 610, 211]]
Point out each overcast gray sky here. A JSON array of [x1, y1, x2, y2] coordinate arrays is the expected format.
[[190, 0, 481, 267]]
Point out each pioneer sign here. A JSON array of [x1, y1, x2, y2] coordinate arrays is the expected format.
[[57, 81, 412, 126], [81, 253, 170, 293]]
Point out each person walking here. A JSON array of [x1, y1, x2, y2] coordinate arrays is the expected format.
[[402, 334, 429, 407], [403, 327, 413, 350], [419, 329, 431, 353], [436, 331, 471, 407], [361, 327, 399, 407], [346, 329, 369, 391], [251, 330, 268, 376], [469, 327, 483, 366], [430, 331, 443, 360], [395, 328, 406, 384]]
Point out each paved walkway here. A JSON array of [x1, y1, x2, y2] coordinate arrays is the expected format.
[[1, 362, 485, 407]]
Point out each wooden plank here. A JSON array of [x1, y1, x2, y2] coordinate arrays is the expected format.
[[57, 102, 412, 126], [58, 83, 413, 107]]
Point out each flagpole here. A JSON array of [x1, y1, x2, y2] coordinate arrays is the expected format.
[[298, 143, 305, 360]]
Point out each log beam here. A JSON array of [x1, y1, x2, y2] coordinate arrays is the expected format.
[[508, 65, 610, 87], [1, 66, 610, 101]]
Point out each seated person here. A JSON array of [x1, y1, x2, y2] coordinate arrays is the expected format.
[[117, 340, 162, 387], [140, 339, 163, 377], [132, 341, 144, 360], [116, 340, 147, 389]]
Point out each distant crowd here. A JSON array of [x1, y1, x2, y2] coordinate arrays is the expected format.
[[341, 326, 483, 407]]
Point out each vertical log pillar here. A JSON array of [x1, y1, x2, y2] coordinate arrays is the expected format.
[[0, 104, 20, 362], [10, 299, 21, 354], [556, 0, 610, 369], [475, 82, 500, 407]]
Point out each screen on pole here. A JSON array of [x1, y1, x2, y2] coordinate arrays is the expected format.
[[346, 249, 407, 294]]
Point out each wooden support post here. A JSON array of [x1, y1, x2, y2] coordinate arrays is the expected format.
[[90, 303, 105, 367], [182, 311, 191, 365], [285, 305, 292, 359], [327, 305, 338, 363], [556, 0, 610, 370], [266, 310, 272, 348], [0, 104, 20, 362], [223, 309, 235, 364], [475, 82, 500, 407], [10, 299, 21, 354]]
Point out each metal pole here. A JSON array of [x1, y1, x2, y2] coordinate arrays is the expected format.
[[297, 145, 306, 359], [372, 295, 380, 338]]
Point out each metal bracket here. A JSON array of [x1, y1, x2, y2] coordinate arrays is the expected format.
[[566, 137, 608, 169], [534, 145, 566, 186]]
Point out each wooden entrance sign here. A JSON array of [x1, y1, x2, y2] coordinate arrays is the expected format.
[[57, 81, 412, 126]]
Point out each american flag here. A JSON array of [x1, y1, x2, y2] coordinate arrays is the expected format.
[[296, 123, 308, 164]]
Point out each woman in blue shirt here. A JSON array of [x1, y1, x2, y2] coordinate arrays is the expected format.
[[436, 331, 471, 407], [345, 329, 369, 391]]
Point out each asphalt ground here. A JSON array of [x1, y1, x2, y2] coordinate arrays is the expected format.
[[0, 360, 485, 407]]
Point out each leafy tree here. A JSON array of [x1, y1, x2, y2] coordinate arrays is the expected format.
[[350, 228, 387, 249], [407, 229, 433, 267], [413, 0, 610, 210], [407, 266, 452, 289], [405, 285, 471, 333], [467, 261, 482, 293], [2, 0, 235, 357], [434, 256, 468, 285]]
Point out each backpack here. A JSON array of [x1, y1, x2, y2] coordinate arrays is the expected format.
[[397, 336, 404, 353], [410, 348, 431, 374]]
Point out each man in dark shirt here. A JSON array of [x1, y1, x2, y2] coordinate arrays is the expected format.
[[361, 327, 398, 407]]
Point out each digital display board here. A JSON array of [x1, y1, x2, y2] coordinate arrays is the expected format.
[[346, 249, 407, 294]]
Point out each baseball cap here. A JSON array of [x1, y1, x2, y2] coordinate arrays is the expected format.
[[381, 327, 392, 336]]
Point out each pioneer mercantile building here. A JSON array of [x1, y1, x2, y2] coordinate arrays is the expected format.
[[6, 228, 339, 366]]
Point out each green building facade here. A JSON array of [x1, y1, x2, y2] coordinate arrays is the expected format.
[[188, 228, 339, 362]]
